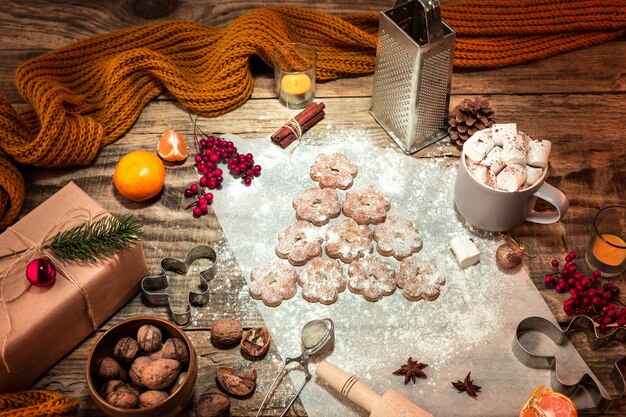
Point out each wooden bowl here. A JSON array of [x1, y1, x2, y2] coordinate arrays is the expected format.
[[86, 317, 197, 417]]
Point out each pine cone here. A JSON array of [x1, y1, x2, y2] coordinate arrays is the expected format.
[[447, 98, 495, 146]]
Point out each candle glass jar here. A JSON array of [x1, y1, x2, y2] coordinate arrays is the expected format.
[[272, 43, 317, 109], [585, 206, 626, 277]]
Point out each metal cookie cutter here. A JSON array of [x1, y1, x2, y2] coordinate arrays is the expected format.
[[514, 315, 626, 411], [141, 245, 216, 326], [256, 318, 335, 417]]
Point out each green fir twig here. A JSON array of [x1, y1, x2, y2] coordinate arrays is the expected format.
[[48, 214, 143, 261]]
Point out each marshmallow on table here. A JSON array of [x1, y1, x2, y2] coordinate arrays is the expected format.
[[526, 139, 552, 168], [464, 129, 494, 162], [450, 236, 480, 268], [468, 162, 496, 187], [525, 165, 543, 187], [496, 164, 527, 192], [479, 146, 506, 175], [492, 123, 516, 147]]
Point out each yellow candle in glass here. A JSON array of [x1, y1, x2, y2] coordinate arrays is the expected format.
[[280, 73, 311, 95], [593, 234, 626, 266]]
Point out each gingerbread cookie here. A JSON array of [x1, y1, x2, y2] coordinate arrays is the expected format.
[[249, 261, 298, 307], [275, 220, 323, 266], [298, 257, 346, 304], [292, 186, 341, 226], [347, 254, 396, 302], [310, 153, 358, 190], [373, 216, 423, 260], [325, 218, 373, 263], [396, 257, 445, 302], [342, 185, 391, 225]]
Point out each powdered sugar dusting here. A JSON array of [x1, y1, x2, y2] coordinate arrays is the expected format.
[[210, 135, 594, 416]]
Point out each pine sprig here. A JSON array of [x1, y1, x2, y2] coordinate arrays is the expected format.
[[48, 214, 143, 261]]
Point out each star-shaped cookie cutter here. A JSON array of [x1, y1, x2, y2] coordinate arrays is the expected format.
[[514, 315, 626, 411], [141, 245, 216, 326]]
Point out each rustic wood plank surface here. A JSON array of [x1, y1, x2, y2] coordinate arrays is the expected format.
[[1, 0, 625, 416]]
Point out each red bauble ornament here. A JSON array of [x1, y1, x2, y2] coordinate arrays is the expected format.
[[26, 258, 56, 287]]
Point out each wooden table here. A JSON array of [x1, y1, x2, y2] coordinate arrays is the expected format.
[[1, 1, 625, 416]]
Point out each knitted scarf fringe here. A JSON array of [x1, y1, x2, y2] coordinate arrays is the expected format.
[[0, 1, 624, 228]]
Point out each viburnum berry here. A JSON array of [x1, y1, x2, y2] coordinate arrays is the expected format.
[[184, 134, 262, 217], [545, 251, 623, 332]]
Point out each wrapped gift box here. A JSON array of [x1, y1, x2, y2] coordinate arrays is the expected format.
[[0, 182, 149, 391]]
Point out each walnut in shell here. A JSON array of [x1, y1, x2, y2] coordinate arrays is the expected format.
[[97, 356, 127, 381], [137, 324, 163, 353], [138, 390, 169, 408], [129, 356, 154, 387], [140, 358, 181, 390], [162, 337, 189, 366], [211, 318, 243, 347], [114, 337, 139, 364], [215, 366, 257, 397], [240, 327, 270, 359], [195, 392, 231, 417], [106, 386, 138, 408]]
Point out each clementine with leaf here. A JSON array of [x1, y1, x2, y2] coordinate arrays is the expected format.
[[113, 150, 166, 201], [520, 385, 577, 417]]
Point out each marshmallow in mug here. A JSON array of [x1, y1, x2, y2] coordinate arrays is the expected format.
[[463, 124, 552, 192]]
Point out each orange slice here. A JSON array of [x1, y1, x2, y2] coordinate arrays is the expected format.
[[520, 385, 577, 417], [157, 129, 188, 162]]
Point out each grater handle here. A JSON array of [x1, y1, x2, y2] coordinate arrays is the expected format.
[[417, 0, 444, 44]]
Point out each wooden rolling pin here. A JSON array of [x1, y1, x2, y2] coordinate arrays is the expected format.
[[316, 360, 433, 417]]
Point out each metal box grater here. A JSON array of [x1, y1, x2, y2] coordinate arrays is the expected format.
[[370, 0, 455, 154]]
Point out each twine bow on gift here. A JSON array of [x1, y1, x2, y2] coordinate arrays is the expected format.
[[0, 208, 142, 374]]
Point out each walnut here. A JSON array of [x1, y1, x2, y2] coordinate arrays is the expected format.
[[137, 324, 163, 353], [138, 390, 169, 408], [211, 318, 242, 347], [215, 366, 256, 397], [130, 356, 154, 387], [195, 392, 230, 417], [106, 386, 138, 408], [168, 371, 187, 395], [140, 358, 181, 390], [97, 356, 127, 381], [114, 337, 139, 364], [162, 338, 189, 366], [100, 380, 125, 398], [240, 326, 270, 359]]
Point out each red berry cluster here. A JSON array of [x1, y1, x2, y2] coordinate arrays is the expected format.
[[184, 135, 262, 217], [544, 251, 623, 331]]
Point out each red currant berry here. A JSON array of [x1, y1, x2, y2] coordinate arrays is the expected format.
[[192, 207, 202, 217], [199, 203, 209, 214], [214, 168, 223, 177], [199, 177, 207, 186], [194, 154, 203, 163], [544, 275, 555, 285], [204, 193, 214, 202], [551, 259, 559, 268], [244, 178, 252, 186]]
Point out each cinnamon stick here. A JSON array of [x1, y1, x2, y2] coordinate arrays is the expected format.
[[271, 102, 325, 147]]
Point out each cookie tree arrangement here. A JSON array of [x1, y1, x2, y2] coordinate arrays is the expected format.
[[249, 152, 446, 307]]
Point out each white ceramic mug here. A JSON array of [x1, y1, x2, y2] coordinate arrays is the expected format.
[[453, 151, 568, 232]]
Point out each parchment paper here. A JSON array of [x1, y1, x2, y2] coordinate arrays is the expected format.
[[211, 135, 595, 416]]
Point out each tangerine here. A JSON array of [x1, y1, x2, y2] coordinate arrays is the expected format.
[[157, 129, 188, 162], [520, 385, 577, 417], [113, 150, 166, 201]]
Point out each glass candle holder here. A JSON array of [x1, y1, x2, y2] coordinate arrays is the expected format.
[[585, 206, 626, 277], [272, 43, 317, 109]]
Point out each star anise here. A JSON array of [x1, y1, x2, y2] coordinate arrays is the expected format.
[[451, 372, 481, 398], [392, 357, 428, 385]]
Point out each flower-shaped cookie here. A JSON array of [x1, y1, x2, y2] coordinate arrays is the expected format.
[[342, 185, 391, 225], [275, 220, 323, 266], [293, 186, 341, 226], [374, 216, 423, 260], [347, 254, 396, 302], [249, 261, 297, 307], [310, 153, 358, 190], [298, 257, 346, 304], [325, 218, 373, 263], [396, 257, 445, 302]]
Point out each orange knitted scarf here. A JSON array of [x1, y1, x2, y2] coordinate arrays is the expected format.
[[0, 390, 79, 417], [0, 1, 624, 228]]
